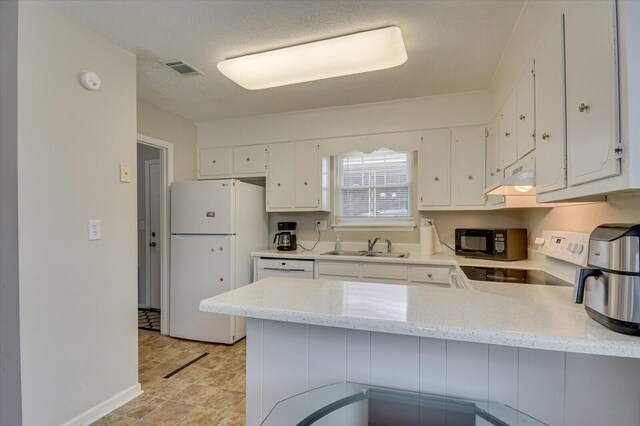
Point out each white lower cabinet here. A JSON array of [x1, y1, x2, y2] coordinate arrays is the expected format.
[[315, 260, 451, 287]]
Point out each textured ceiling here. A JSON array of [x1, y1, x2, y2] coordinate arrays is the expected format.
[[45, 0, 524, 122]]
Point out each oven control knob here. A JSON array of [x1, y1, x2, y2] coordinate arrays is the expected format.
[[574, 244, 584, 254]]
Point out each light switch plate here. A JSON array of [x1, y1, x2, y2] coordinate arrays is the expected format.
[[88, 220, 102, 241], [120, 164, 132, 183]]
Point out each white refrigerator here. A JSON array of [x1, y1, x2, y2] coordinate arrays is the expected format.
[[170, 179, 267, 343]]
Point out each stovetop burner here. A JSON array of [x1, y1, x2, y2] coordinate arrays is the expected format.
[[460, 266, 571, 286]]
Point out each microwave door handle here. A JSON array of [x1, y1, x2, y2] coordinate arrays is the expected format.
[[573, 268, 601, 304]]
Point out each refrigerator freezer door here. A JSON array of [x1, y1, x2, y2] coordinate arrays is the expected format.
[[170, 234, 236, 343], [171, 180, 235, 235]]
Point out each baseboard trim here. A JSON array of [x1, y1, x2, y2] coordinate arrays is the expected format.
[[61, 383, 142, 426]]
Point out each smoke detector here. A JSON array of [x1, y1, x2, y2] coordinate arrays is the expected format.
[[164, 60, 203, 76]]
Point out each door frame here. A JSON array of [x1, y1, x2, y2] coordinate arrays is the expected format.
[[137, 134, 173, 335], [144, 159, 161, 309]]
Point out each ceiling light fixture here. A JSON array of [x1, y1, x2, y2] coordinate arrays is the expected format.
[[217, 26, 408, 90]]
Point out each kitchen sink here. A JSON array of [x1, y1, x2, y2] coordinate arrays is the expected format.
[[320, 250, 410, 259], [362, 252, 410, 258]]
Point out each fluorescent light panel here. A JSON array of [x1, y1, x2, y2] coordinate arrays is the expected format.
[[217, 26, 407, 90]]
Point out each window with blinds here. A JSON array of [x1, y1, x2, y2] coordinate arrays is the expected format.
[[335, 150, 414, 226]]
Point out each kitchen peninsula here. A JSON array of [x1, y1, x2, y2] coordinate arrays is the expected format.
[[201, 276, 640, 426]]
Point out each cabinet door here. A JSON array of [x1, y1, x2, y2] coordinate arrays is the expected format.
[[501, 90, 518, 168], [565, 0, 620, 186], [233, 144, 267, 175], [294, 142, 320, 208], [535, 16, 567, 194], [198, 147, 232, 177], [452, 127, 486, 206], [516, 61, 536, 158], [486, 118, 502, 187], [267, 143, 294, 209], [419, 129, 451, 207]]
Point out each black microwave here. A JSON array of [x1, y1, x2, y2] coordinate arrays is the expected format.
[[455, 228, 528, 261]]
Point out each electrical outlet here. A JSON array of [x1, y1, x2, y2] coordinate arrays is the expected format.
[[88, 220, 102, 241], [315, 219, 328, 231]]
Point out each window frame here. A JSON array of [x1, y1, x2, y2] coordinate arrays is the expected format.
[[332, 149, 416, 231]]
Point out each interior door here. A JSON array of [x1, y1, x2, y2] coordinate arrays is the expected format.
[[171, 180, 234, 234], [535, 16, 567, 194], [146, 160, 162, 309], [565, 0, 620, 186], [170, 234, 235, 343], [419, 129, 451, 207]]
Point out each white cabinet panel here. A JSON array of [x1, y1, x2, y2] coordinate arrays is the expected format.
[[409, 266, 450, 284], [233, 144, 267, 176], [267, 142, 294, 209], [294, 142, 320, 208], [452, 127, 486, 206], [486, 117, 502, 187], [346, 330, 371, 384], [565, 0, 620, 186], [516, 61, 536, 158], [308, 326, 347, 389], [418, 129, 451, 207], [198, 147, 232, 177], [518, 348, 566, 426], [488, 345, 518, 409], [316, 261, 360, 277], [446, 341, 489, 401], [535, 16, 567, 194], [500, 90, 518, 168], [370, 332, 420, 391], [361, 264, 408, 281], [419, 338, 446, 395]]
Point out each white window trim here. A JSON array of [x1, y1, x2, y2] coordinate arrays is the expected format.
[[332, 149, 416, 231]]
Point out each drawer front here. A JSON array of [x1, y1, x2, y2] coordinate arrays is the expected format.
[[316, 261, 360, 277], [234, 145, 267, 175], [409, 266, 450, 284], [316, 274, 362, 282], [258, 258, 314, 272], [362, 264, 408, 280]]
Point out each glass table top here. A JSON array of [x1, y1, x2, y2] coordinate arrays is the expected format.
[[262, 382, 546, 426]]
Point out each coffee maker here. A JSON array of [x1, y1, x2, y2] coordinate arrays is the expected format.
[[574, 224, 640, 334], [274, 222, 297, 251]]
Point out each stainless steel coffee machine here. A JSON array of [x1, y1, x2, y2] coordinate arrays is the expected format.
[[574, 224, 640, 334], [274, 222, 297, 251]]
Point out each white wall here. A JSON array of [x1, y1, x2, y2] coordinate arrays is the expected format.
[[137, 99, 197, 181], [0, 1, 22, 424], [136, 144, 161, 305], [16, 2, 138, 424]]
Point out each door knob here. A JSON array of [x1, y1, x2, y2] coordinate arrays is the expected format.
[[519, 114, 526, 120], [578, 103, 590, 112], [149, 242, 157, 247], [542, 133, 550, 140]]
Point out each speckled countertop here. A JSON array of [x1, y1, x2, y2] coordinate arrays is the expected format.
[[200, 277, 640, 359]]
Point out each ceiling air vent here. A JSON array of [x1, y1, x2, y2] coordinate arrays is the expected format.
[[164, 60, 203, 76]]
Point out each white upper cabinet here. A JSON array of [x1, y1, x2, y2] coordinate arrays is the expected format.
[[418, 129, 451, 207], [267, 142, 295, 209], [565, 0, 620, 186], [500, 90, 518, 168], [267, 141, 330, 212], [198, 147, 232, 177], [452, 127, 486, 206], [535, 16, 567, 194], [516, 61, 536, 158], [294, 142, 321, 208], [233, 144, 267, 176]]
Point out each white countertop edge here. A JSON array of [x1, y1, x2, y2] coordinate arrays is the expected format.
[[200, 301, 640, 359]]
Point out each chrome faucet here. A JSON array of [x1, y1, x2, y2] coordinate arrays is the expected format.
[[367, 237, 382, 252]]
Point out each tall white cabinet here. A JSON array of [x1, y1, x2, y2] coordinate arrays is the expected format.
[[418, 129, 451, 207], [452, 127, 486, 206]]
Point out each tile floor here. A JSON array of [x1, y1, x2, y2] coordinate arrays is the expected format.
[[92, 330, 246, 425]]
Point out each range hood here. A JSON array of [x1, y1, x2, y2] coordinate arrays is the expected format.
[[486, 169, 536, 196]]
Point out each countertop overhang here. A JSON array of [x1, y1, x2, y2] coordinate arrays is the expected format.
[[200, 277, 640, 359]]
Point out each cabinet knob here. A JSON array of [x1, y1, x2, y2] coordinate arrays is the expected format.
[[434, 177, 439, 181], [149, 242, 156, 247], [496, 168, 501, 173], [504, 132, 510, 137], [246, 157, 250, 161], [468, 175, 473, 180], [490, 172, 495, 176], [304, 181, 308, 186], [519, 114, 526, 120], [212, 160, 216, 164], [542, 133, 550, 140], [428, 273, 433, 278], [277, 183, 281, 187], [578, 103, 590, 113]]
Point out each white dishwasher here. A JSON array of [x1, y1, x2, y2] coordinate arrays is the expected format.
[[256, 258, 315, 280]]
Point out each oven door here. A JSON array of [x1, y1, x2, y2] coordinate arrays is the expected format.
[[455, 229, 495, 258]]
